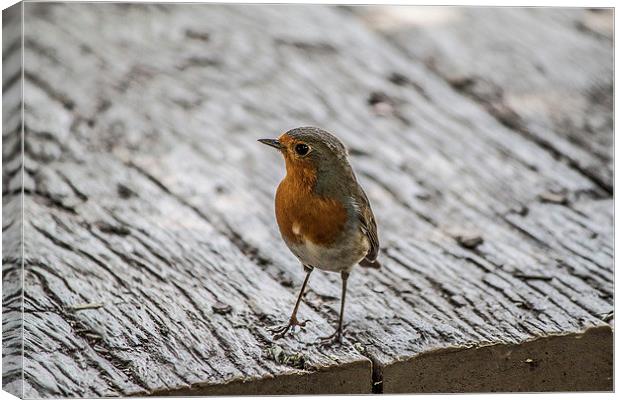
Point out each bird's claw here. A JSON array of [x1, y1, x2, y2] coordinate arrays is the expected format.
[[269, 317, 310, 340], [318, 329, 343, 346]]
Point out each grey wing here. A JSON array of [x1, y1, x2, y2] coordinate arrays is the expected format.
[[356, 187, 380, 263]]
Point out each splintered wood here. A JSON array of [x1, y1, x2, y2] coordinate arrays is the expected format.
[[2, 4, 612, 396]]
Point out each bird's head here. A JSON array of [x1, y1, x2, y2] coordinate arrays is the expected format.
[[258, 127, 349, 182]]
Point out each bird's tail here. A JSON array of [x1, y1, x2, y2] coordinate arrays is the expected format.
[[359, 257, 381, 269]]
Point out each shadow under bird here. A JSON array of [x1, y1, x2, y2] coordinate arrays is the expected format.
[[258, 126, 380, 344]]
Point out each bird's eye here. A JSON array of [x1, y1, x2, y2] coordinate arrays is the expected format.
[[294, 143, 310, 156]]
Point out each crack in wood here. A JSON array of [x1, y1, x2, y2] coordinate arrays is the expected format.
[[24, 70, 75, 111]]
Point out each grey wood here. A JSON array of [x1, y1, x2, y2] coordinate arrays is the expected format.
[[2, 3, 613, 396], [3, 3, 25, 398], [354, 7, 613, 192]]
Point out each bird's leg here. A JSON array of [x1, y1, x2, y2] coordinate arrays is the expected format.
[[319, 271, 349, 345], [269, 265, 313, 340]]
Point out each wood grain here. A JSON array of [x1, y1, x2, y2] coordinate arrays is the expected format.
[[354, 7, 613, 191], [3, 3, 25, 397], [2, 3, 612, 396]]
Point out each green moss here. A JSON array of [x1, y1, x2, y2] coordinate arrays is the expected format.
[[267, 345, 307, 370]]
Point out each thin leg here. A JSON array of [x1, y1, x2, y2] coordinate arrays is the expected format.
[[320, 271, 349, 344], [336, 271, 349, 333], [269, 266, 313, 340]]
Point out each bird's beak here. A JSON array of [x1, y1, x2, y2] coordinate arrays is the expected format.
[[258, 138, 282, 150]]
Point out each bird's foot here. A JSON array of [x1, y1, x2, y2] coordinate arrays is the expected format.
[[268, 316, 310, 340], [318, 329, 344, 346]]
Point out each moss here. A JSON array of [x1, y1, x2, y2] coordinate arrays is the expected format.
[[267, 345, 307, 370]]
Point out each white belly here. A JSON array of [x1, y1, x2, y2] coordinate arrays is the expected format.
[[285, 230, 369, 273]]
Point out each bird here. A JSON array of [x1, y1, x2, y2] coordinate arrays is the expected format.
[[258, 126, 380, 344]]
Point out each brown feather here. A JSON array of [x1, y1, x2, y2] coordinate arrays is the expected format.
[[275, 135, 348, 246], [359, 258, 381, 269], [356, 187, 380, 264]]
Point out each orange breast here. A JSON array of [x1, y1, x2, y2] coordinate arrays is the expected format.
[[275, 167, 347, 246]]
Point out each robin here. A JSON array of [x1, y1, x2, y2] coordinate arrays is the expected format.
[[258, 126, 380, 343]]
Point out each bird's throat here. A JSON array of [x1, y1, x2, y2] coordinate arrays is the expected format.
[[284, 158, 317, 192]]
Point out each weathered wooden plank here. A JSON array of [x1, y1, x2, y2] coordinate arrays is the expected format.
[[11, 2, 613, 395], [381, 326, 612, 392], [353, 7, 613, 191], [12, 5, 378, 397], [19, 107, 371, 396]]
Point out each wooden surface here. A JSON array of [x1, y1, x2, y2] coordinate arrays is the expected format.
[[2, 4, 613, 396], [3, 3, 25, 398], [354, 7, 614, 192]]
